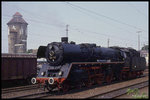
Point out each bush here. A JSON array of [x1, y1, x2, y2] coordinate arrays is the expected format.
[[127, 88, 148, 99]]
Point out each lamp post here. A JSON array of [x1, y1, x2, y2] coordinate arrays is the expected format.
[[136, 31, 142, 51]]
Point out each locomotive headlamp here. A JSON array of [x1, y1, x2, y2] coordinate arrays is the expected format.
[[58, 71, 63, 76], [48, 77, 54, 84], [134, 66, 136, 68], [41, 71, 45, 76], [31, 77, 36, 84]]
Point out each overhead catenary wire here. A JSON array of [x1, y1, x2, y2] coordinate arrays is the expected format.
[[2, 15, 64, 34], [2, 3, 148, 50], [66, 2, 147, 33], [65, 2, 148, 44], [2, 14, 148, 49], [14, 5, 66, 28], [10, 3, 149, 40], [3, 14, 147, 41], [69, 25, 148, 44], [127, 3, 147, 18], [66, 3, 148, 40], [15, 3, 148, 39]]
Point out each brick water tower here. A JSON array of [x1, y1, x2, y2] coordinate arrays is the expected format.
[[7, 12, 28, 53]]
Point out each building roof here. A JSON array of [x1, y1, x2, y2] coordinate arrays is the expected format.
[[7, 12, 28, 25], [13, 12, 22, 17]]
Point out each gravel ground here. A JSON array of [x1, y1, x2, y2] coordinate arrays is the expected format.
[[1, 87, 47, 99], [43, 76, 148, 99]]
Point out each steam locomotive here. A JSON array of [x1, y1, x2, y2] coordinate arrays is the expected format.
[[31, 37, 146, 92]]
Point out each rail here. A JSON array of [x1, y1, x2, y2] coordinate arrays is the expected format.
[[88, 81, 148, 99], [2, 84, 42, 94]]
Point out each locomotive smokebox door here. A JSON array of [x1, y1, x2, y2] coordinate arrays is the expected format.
[[45, 43, 63, 66], [37, 46, 47, 58]]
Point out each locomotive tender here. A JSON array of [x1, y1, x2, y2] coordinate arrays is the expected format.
[[31, 37, 146, 92]]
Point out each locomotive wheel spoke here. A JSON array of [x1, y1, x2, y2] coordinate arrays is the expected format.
[[85, 82, 92, 88], [119, 72, 123, 81], [57, 84, 63, 93], [47, 86, 53, 92], [129, 72, 133, 79], [63, 84, 70, 92], [106, 73, 113, 84], [97, 79, 102, 85]]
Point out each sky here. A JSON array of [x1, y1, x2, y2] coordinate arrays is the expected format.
[[1, 1, 149, 53]]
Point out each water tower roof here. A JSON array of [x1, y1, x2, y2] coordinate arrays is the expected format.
[[7, 12, 28, 25]]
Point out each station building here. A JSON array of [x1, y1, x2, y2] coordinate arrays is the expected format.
[[140, 50, 149, 67]]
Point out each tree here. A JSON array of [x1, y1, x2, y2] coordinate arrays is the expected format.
[[141, 45, 149, 51], [26, 49, 33, 53]]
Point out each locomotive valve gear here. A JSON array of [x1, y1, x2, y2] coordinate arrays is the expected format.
[[31, 77, 36, 84], [48, 77, 54, 84]]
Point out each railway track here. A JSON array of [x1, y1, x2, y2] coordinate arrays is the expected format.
[[13, 79, 149, 99], [2, 70, 148, 99], [10, 91, 51, 99], [86, 71, 149, 99], [2, 85, 46, 99], [2, 88, 59, 99], [88, 81, 148, 99], [2, 84, 43, 94], [42, 75, 149, 99]]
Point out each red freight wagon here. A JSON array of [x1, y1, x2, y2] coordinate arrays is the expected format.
[[1, 53, 37, 81]]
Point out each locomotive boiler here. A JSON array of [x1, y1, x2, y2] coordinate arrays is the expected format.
[[37, 40, 123, 66], [32, 37, 146, 92]]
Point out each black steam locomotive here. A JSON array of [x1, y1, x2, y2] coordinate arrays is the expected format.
[[31, 37, 146, 92]]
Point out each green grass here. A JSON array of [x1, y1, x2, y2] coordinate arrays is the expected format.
[[127, 88, 148, 99]]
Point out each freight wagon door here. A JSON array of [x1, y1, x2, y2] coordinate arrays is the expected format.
[[17, 58, 24, 79], [28, 58, 36, 78], [8, 58, 17, 80], [23, 59, 30, 79], [2, 58, 9, 80], [30, 58, 37, 77]]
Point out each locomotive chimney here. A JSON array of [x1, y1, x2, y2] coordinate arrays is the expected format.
[[61, 24, 69, 43], [61, 37, 68, 43]]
